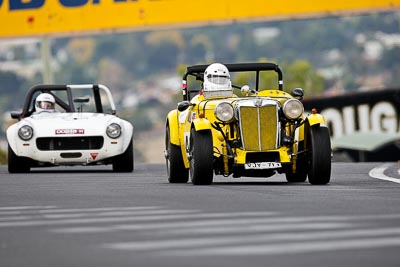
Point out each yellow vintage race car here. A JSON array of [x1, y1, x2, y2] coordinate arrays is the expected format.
[[165, 62, 331, 185]]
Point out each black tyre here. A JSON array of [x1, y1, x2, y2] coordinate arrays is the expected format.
[[112, 138, 134, 172], [307, 126, 331, 185], [286, 140, 307, 182], [8, 144, 31, 173], [165, 125, 188, 183], [189, 128, 214, 185], [285, 167, 307, 183]]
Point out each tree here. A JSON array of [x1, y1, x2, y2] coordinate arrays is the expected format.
[[53, 39, 96, 83], [67, 38, 96, 64], [146, 31, 184, 71], [0, 71, 26, 94], [232, 59, 325, 96], [283, 60, 325, 96]]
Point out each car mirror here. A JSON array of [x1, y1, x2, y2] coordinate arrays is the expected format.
[[291, 88, 304, 100], [177, 101, 191, 112], [74, 97, 90, 113], [241, 85, 251, 96], [74, 97, 90, 103], [10, 111, 22, 120]]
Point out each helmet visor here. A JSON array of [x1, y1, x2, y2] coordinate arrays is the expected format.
[[207, 74, 230, 85], [39, 101, 55, 110]]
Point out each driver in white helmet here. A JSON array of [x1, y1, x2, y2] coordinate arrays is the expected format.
[[202, 63, 233, 98], [34, 93, 57, 114]]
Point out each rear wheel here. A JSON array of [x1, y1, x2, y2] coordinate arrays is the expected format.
[[307, 126, 331, 185], [189, 128, 214, 185], [165, 125, 188, 183], [8, 144, 31, 173], [112, 138, 134, 172]]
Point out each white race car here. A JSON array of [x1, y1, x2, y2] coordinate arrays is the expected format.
[[6, 84, 134, 173]]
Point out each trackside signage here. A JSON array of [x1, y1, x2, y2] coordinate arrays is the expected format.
[[1, 0, 400, 38], [302, 89, 400, 140]]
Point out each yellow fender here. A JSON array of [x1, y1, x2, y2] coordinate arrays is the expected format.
[[295, 113, 327, 143], [166, 109, 181, 146], [192, 118, 212, 131], [306, 113, 327, 127]]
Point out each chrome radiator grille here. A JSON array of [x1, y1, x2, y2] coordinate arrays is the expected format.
[[237, 101, 279, 151]]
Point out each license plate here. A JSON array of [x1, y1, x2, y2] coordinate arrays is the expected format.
[[244, 162, 282, 170]]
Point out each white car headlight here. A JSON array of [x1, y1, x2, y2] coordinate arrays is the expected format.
[[283, 99, 304, 120], [18, 125, 34, 141], [106, 123, 122, 139], [215, 102, 234, 122]]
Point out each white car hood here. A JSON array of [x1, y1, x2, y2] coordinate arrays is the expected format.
[[25, 112, 120, 137]]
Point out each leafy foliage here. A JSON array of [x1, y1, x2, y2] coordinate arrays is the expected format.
[[232, 59, 324, 96]]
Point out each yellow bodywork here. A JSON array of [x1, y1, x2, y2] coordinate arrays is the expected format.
[[306, 113, 327, 126], [167, 89, 327, 175]]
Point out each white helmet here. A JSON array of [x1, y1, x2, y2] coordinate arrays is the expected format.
[[203, 63, 232, 98], [35, 93, 56, 113]]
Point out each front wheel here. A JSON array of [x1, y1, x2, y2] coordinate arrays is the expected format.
[[286, 140, 307, 183], [189, 128, 214, 185], [285, 167, 307, 183], [112, 138, 134, 172], [307, 126, 331, 185], [165, 125, 188, 183], [8, 144, 31, 173]]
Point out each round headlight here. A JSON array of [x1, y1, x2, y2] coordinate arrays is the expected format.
[[283, 99, 304, 120], [18, 125, 34, 141], [106, 123, 122, 139], [214, 102, 234, 122]]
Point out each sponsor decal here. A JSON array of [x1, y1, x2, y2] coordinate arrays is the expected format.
[[90, 153, 98, 160], [55, 129, 85, 135]]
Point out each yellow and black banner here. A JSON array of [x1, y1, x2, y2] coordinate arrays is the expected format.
[[1, 0, 399, 38]]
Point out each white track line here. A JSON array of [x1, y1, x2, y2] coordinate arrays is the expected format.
[[0, 211, 276, 227], [163, 237, 400, 256], [0, 206, 57, 210], [104, 227, 400, 251], [369, 163, 400, 184], [51, 213, 400, 234]]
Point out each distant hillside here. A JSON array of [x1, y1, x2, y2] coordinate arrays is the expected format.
[[1, 11, 399, 136]]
